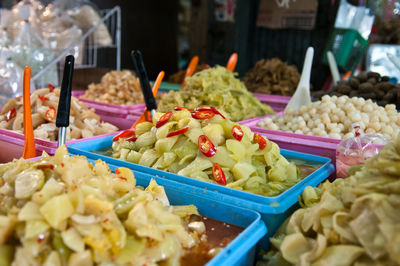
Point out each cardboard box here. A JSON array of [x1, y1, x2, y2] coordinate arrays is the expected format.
[[257, 0, 318, 30]]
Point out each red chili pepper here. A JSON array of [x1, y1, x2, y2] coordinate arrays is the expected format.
[[211, 107, 226, 119], [38, 95, 49, 102], [191, 110, 215, 120], [212, 163, 226, 185], [198, 135, 216, 157], [112, 130, 135, 141], [253, 133, 267, 150], [45, 107, 56, 121], [196, 106, 212, 111], [166, 127, 188, 137], [232, 125, 244, 141], [126, 136, 137, 142], [156, 112, 173, 128], [36, 164, 54, 170], [119, 176, 127, 181], [196, 106, 225, 119], [37, 234, 45, 243], [115, 168, 121, 174], [48, 83, 55, 92], [5, 108, 16, 122], [174, 107, 194, 112]]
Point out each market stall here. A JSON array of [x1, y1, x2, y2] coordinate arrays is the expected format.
[[0, 0, 399, 265]]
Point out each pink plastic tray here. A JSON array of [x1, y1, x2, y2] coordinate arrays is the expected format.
[[72, 91, 145, 114], [239, 113, 341, 164], [0, 113, 139, 162], [253, 93, 291, 112]]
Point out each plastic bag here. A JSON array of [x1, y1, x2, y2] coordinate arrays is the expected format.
[[68, 4, 112, 47], [0, 9, 12, 47], [0, 48, 23, 109], [336, 123, 388, 178]]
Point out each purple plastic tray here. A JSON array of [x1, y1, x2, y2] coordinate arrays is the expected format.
[[72, 91, 145, 114], [0, 112, 139, 163], [239, 113, 341, 164], [253, 93, 291, 112]]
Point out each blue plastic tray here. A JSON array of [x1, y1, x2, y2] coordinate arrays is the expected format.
[[27, 156, 266, 266], [68, 135, 334, 248]]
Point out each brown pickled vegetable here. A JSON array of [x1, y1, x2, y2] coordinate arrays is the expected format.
[[243, 58, 300, 96], [313, 71, 400, 107]]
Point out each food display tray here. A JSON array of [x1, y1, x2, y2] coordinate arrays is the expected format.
[[68, 134, 334, 248], [27, 155, 267, 266], [253, 93, 291, 112], [0, 116, 138, 162]]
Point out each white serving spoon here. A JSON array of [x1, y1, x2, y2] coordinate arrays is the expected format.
[[327, 51, 340, 84], [284, 47, 314, 114]]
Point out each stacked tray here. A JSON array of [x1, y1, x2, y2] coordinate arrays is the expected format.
[[68, 133, 334, 249]]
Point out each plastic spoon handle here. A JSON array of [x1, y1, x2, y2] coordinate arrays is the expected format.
[[131, 71, 165, 129], [327, 51, 340, 84], [131, 50, 157, 112], [226, 53, 238, 72], [182, 56, 199, 86], [22, 66, 36, 159], [284, 47, 314, 113], [56, 55, 75, 147]]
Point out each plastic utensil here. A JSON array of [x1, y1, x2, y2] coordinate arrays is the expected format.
[[284, 47, 314, 113], [182, 55, 199, 86], [226, 52, 238, 72], [327, 51, 340, 84], [56, 55, 75, 147], [131, 70, 164, 129], [22, 66, 36, 159]]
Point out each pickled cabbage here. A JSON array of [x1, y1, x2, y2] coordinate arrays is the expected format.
[[258, 134, 400, 266], [0, 146, 206, 265], [157, 66, 274, 121], [112, 109, 299, 197]]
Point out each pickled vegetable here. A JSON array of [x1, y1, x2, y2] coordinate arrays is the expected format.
[[158, 66, 274, 121], [258, 134, 400, 266], [0, 146, 207, 265], [112, 108, 300, 196]]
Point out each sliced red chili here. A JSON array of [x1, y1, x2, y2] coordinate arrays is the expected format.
[[126, 136, 137, 142], [211, 107, 226, 119], [38, 95, 49, 102], [112, 130, 135, 141], [174, 107, 194, 112], [232, 125, 244, 141], [198, 135, 216, 157], [196, 106, 225, 119], [212, 163, 226, 185], [196, 106, 212, 111], [5, 108, 16, 122], [48, 83, 55, 92], [45, 107, 56, 121], [156, 112, 173, 128], [36, 164, 54, 170], [203, 64, 211, 69], [191, 110, 215, 120], [167, 127, 188, 137], [253, 133, 267, 150]]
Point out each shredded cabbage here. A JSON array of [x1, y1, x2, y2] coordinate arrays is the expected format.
[[157, 66, 274, 121], [258, 134, 400, 266], [0, 146, 205, 265]]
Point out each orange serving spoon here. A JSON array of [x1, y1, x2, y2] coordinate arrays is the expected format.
[[226, 52, 238, 72], [22, 66, 36, 159], [131, 70, 165, 129], [182, 56, 199, 87]]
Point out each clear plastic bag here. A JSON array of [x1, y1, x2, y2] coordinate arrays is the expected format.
[[0, 48, 23, 109], [336, 123, 388, 178]]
